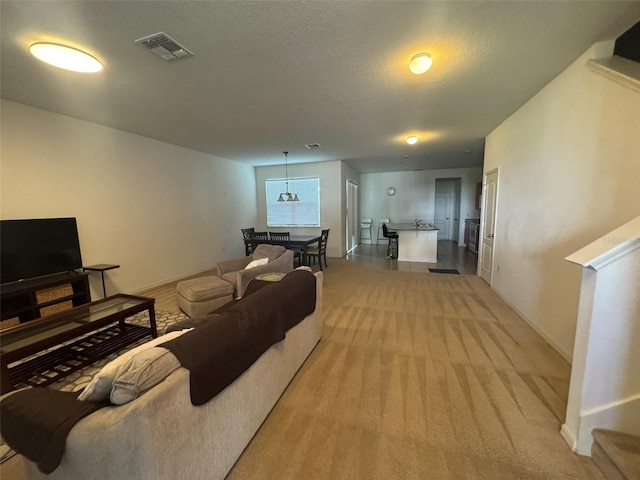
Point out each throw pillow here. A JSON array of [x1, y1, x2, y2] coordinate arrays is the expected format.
[[110, 347, 181, 405], [244, 257, 269, 270], [78, 328, 192, 402]]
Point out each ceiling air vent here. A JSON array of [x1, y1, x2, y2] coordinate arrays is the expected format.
[[305, 143, 322, 149], [134, 32, 193, 61]]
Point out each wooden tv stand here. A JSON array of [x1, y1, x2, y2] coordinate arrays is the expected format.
[[0, 271, 91, 327]]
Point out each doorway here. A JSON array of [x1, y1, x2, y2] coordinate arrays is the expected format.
[[345, 180, 359, 253], [434, 178, 462, 242]]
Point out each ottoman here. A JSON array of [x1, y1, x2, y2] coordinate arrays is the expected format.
[[176, 276, 234, 317]]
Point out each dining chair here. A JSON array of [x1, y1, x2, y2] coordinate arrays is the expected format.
[[241, 227, 255, 256], [382, 223, 398, 259], [307, 229, 330, 270], [249, 231, 269, 252], [268, 232, 303, 265]]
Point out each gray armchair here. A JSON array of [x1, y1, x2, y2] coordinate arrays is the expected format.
[[216, 244, 294, 298]]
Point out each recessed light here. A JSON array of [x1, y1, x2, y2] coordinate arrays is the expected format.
[[402, 154, 409, 158], [409, 53, 432, 75], [29, 42, 103, 73], [406, 136, 418, 145], [465, 149, 473, 154]]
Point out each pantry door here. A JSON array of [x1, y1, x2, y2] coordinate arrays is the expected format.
[[480, 169, 498, 284]]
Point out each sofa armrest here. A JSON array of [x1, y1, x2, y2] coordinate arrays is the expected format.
[[236, 249, 294, 297], [216, 257, 252, 277]]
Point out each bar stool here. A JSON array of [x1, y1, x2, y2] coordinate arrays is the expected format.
[[382, 223, 398, 259], [360, 218, 373, 243], [377, 218, 390, 243]]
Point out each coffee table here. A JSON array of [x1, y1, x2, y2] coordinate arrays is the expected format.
[[0, 293, 156, 394]]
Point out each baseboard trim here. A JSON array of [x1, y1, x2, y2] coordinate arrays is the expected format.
[[128, 265, 217, 295], [561, 424, 578, 452], [490, 288, 573, 363]]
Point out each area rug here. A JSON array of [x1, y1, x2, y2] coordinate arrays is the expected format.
[[0, 309, 188, 464], [428, 268, 460, 274]]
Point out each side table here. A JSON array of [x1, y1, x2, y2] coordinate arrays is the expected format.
[[83, 264, 120, 298]]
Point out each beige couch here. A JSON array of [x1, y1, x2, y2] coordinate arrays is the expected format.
[[217, 244, 294, 298], [18, 271, 323, 480]]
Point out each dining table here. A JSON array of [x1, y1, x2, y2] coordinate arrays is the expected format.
[[244, 234, 321, 266]]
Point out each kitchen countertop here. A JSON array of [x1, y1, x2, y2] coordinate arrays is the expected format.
[[388, 223, 439, 231]]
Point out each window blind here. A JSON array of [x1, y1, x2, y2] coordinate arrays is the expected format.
[[266, 177, 320, 227]]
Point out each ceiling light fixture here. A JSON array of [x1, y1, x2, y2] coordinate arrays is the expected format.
[[409, 53, 432, 75], [277, 151, 300, 202], [29, 42, 103, 73], [406, 135, 418, 145]]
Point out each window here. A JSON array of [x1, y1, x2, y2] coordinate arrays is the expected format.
[[266, 177, 320, 227]]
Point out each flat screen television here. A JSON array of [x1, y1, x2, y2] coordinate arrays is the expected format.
[[1, 218, 83, 284]]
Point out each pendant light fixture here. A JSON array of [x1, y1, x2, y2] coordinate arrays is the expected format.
[[277, 151, 300, 202]]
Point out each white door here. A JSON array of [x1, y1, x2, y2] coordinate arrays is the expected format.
[[434, 194, 450, 239], [480, 170, 498, 283], [345, 181, 358, 253]]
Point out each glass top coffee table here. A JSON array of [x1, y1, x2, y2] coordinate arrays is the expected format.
[[0, 294, 156, 394]]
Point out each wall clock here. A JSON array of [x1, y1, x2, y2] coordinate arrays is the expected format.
[[386, 187, 396, 196]]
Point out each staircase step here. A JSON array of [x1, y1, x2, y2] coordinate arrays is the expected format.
[[592, 429, 640, 480]]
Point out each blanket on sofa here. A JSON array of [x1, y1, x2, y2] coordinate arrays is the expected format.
[[162, 270, 316, 406], [0, 388, 108, 474]]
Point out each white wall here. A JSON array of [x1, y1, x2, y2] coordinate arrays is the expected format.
[[484, 42, 640, 359], [254, 160, 343, 258], [360, 167, 482, 244], [0, 100, 257, 298]]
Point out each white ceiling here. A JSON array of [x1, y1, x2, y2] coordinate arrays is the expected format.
[[2, 1, 639, 173]]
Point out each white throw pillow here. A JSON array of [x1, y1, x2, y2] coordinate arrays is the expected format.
[[78, 328, 192, 402], [110, 347, 181, 405], [244, 257, 269, 270]]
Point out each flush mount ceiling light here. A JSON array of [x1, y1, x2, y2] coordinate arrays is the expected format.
[[406, 135, 418, 145], [29, 42, 103, 73], [409, 53, 432, 75]]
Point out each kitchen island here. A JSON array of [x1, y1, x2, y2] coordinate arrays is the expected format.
[[388, 223, 439, 263]]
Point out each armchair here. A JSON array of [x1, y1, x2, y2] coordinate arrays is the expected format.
[[216, 244, 294, 298]]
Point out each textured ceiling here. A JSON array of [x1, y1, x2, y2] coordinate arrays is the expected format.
[[2, 1, 639, 173]]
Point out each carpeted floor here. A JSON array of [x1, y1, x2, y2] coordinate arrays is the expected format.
[[227, 259, 604, 479], [1, 261, 605, 479]]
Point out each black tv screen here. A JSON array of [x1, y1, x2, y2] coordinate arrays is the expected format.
[[1, 218, 83, 284]]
